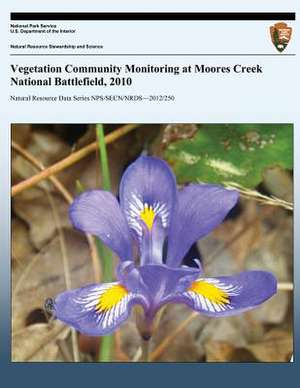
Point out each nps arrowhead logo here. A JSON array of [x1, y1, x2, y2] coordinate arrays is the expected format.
[[270, 22, 292, 52]]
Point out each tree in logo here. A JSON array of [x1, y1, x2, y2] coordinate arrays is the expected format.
[[270, 22, 292, 52]]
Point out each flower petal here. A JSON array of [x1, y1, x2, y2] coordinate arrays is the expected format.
[[177, 271, 277, 317], [53, 282, 142, 335], [119, 156, 177, 264], [166, 184, 239, 267], [70, 190, 133, 260], [118, 264, 201, 319], [138, 264, 201, 297]]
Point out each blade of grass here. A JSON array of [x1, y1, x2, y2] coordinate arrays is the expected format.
[[223, 181, 293, 211], [96, 124, 114, 284], [96, 124, 111, 191], [95, 124, 114, 362]]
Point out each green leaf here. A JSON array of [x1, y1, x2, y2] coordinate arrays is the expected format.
[[164, 124, 293, 188]]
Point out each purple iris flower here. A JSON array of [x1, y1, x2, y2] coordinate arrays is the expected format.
[[52, 156, 277, 337]]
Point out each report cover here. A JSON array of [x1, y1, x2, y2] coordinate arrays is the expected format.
[[1, 0, 299, 386]]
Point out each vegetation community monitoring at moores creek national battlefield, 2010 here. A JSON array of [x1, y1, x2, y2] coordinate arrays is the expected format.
[[10, 64, 263, 76], [10, 64, 263, 87]]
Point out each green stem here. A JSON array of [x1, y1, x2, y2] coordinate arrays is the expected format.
[[98, 333, 114, 362], [96, 124, 111, 191], [141, 339, 150, 362], [95, 124, 114, 362], [95, 239, 113, 286]]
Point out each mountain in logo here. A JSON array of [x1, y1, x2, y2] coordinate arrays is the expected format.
[[270, 22, 292, 52]]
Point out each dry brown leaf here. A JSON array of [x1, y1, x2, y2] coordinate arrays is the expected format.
[[12, 229, 94, 332], [213, 200, 262, 266], [245, 218, 292, 324], [263, 167, 293, 202], [205, 329, 292, 362], [12, 124, 31, 148], [151, 305, 202, 362], [13, 193, 70, 249], [12, 218, 36, 263], [12, 128, 71, 189], [205, 340, 235, 362], [204, 340, 260, 362], [197, 316, 261, 351], [119, 321, 140, 360], [247, 329, 293, 362], [12, 321, 69, 362]]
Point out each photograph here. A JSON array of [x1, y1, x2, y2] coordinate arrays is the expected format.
[[11, 124, 293, 362]]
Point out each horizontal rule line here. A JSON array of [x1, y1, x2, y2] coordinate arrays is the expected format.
[[10, 12, 296, 21], [9, 53, 296, 57]]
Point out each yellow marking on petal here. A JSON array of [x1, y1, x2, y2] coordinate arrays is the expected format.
[[96, 284, 128, 312], [188, 281, 229, 304], [140, 204, 156, 230]]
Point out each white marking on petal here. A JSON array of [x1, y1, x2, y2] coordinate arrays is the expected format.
[[199, 294, 208, 310], [183, 278, 243, 314], [126, 192, 170, 236], [205, 298, 215, 312], [212, 302, 221, 312]]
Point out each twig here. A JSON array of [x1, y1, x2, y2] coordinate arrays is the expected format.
[[278, 282, 293, 291], [13, 250, 41, 297], [12, 144, 80, 360], [57, 338, 73, 362], [46, 187, 80, 362], [12, 124, 139, 197], [132, 347, 142, 362], [12, 141, 101, 283], [24, 326, 70, 361], [149, 312, 199, 361], [12, 140, 73, 202], [223, 181, 293, 211]]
